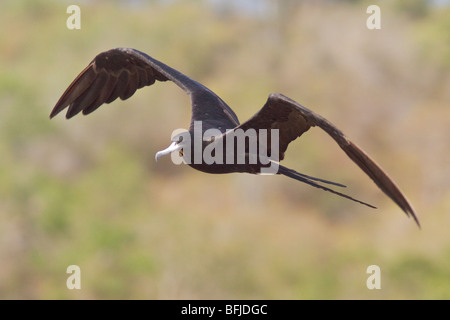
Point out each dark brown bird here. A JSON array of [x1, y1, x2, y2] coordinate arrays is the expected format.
[[50, 48, 419, 227]]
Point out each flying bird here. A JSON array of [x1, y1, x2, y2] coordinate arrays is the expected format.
[[50, 48, 419, 227]]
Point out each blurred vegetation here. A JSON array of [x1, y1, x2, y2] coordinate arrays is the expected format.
[[0, 0, 449, 299]]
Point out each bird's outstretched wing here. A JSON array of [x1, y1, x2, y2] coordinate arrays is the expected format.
[[50, 48, 239, 130], [237, 93, 419, 227]]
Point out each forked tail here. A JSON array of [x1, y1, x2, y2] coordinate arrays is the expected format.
[[278, 165, 376, 209]]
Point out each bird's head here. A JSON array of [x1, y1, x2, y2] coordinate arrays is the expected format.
[[155, 131, 189, 162]]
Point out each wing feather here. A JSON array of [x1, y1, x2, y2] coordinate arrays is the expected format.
[[51, 48, 239, 129], [238, 93, 419, 227]]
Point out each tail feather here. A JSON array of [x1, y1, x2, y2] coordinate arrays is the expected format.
[[278, 165, 347, 188], [278, 165, 376, 209]]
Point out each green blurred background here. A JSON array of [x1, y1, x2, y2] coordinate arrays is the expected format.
[[1, 0, 449, 299]]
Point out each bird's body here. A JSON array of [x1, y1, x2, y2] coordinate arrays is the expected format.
[[51, 48, 419, 227]]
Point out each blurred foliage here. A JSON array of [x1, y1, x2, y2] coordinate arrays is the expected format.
[[415, 7, 450, 68], [0, 0, 449, 299]]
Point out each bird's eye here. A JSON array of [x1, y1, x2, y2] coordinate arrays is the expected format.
[[174, 135, 183, 143]]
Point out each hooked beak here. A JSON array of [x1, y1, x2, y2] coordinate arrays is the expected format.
[[155, 141, 182, 162]]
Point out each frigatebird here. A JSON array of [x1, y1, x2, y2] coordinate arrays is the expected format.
[[50, 48, 419, 227]]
